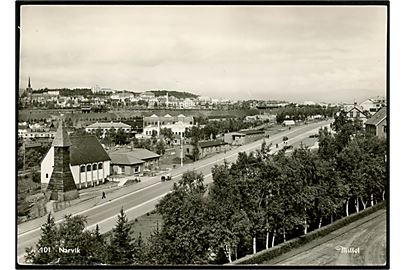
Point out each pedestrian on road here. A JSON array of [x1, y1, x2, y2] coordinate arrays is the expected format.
[[102, 191, 106, 199]]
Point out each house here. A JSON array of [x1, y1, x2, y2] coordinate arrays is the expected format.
[[110, 92, 134, 101], [85, 121, 132, 138], [140, 91, 155, 100], [240, 130, 266, 144], [282, 120, 296, 126], [41, 127, 111, 190], [224, 129, 266, 145], [207, 115, 238, 122], [109, 153, 144, 176], [340, 102, 369, 124], [360, 97, 386, 115], [109, 148, 160, 175], [184, 140, 230, 159], [143, 114, 194, 138], [224, 132, 246, 146], [365, 107, 387, 139], [245, 114, 276, 122]]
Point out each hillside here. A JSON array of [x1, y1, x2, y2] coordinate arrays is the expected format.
[[149, 90, 199, 99]]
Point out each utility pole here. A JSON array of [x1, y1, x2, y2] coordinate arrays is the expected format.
[[22, 140, 26, 171], [180, 136, 184, 167]]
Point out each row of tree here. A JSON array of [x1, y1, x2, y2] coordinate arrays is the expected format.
[[276, 105, 338, 123]]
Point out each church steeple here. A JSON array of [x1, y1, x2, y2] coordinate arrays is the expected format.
[[52, 118, 72, 147], [26, 76, 32, 94], [47, 115, 79, 201]]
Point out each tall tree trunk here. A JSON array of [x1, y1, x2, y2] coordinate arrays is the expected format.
[[304, 207, 308, 235], [371, 194, 374, 206], [382, 190, 385, 201], [253, 236, 257, 254], [266, 230, 269, 249], [355, 197, 359, 213], [318, 217, 322, 229], [283, 229, 286, 243], [225, 244, 232, 263], [346, 198, 350, 216], [360, 197, 367, 210], [330, 214, 334, 224], [235, 246, 238, 260], [272, 230, 276, 248]]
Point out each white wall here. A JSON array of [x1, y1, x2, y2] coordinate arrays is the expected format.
[[41, 147, 54, 185]]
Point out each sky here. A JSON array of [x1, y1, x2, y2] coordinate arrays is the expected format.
[[19, 5, 387, 103]]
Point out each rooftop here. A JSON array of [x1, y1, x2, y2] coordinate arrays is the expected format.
[[240, 129, 265, 135], [86, 122, 131, 129], [69, 136, 111, 165], [109, 148, 160, 160], [109, 153, 144, 165], [365, 107, 387, 126], [199, 140, 228, 148]]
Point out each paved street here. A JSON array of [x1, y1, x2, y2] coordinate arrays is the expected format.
[[262, 209, 386, 266], [17, 120, 332, 264]]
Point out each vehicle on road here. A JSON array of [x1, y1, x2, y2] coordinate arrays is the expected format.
[[161, 173, 172, 181], [283, 145, 293, 150], [283, 136, 289, 141], [309, 134, 319, 138]]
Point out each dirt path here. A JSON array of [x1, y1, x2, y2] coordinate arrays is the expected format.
[[262, 209, 386, 266]]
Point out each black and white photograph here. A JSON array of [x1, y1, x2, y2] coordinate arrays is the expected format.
[[15, 2, 388, 267]]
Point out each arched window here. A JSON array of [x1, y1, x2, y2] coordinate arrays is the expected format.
[[80, 166, 85, 173], [98, 163, 103, 169], [92, 164, 97, 170], [87, 165, 92, 171]]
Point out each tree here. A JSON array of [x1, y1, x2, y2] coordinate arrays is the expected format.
[[94, 128, 103, 139], [148, 171, 211, 264], [160, 128, 174, 144], [185, 126, 202, 161], [57, 215, 91, 264], [107, 208, 135, 265], [114, 128, 129, 145], [156, 139, 166, 155], [25, 213, 59, 264]]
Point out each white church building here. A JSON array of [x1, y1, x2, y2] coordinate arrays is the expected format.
[[41, 135, 111, 189]]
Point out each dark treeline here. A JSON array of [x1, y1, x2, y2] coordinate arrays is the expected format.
[[34, 88, 95, 97], [276, 105, 339, 123], [149, 90, 199, 99], [26, 114, 386, 265]]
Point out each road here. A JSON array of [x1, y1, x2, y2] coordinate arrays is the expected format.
[[17, 120, 332, 264], [262, 209, 386, 266]]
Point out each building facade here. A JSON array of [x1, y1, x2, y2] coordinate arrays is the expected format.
[[143, 114, 194, 138], [184, 140, 230, 159], [85, 121, 132, 138], [365, 107, 387, 139], [109, 148, 160, 175]]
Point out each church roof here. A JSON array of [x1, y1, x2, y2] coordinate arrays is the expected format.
[[69, 136, 111, 165], [52, 120, 72, 147]]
